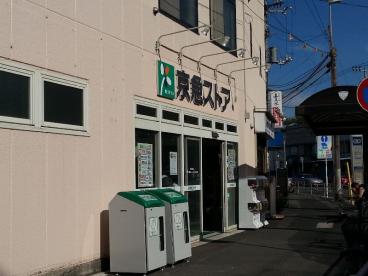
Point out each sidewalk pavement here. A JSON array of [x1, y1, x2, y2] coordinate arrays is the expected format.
[[96, 193, 349, 276]]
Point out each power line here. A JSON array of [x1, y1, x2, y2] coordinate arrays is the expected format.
[[280, 57, 329, 101], [311, 0, 328, 41], [283, 67, 329, 102], [270, 55, 328, 90], [283, 69, 330, 104], [245, 0, 329, 54], [340, 2, 368, 9], [304, 0, 327, 42]]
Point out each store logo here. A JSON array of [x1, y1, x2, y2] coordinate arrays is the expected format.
[[157, 61, 175, 100]]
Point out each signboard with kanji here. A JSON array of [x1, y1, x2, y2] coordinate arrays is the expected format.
[[269, 91, 283, 128], [156, 60, 233, 112]]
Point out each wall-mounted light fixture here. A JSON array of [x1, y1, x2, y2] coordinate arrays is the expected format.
[[177, 36, 230, 65], [155, 24, 211, 55], [197, 48, 246, 73], [214, 56, 259, 80]]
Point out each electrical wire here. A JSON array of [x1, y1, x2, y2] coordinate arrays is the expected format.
[[283, 68, 330, 104], [243, 0, 329, 54], [340, 2, 368, 9], [270, 55, 329, 89], [283, 63, 329, 96], [283, 70, 329, 102], [310, 0, 329, 41], [304, 0, 327, 42], [278, 57, 329, 102]]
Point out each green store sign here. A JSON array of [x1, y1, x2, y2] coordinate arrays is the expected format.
[[157, 60, 175, 100]]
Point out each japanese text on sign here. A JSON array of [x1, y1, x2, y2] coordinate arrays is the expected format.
[[156, 60, 233, 112], [176, 70, 232, 112]]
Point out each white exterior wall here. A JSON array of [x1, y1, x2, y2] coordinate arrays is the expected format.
[[0, 0, 266, 275]]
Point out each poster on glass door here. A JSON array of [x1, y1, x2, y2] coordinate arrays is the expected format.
[[227, 149, 236, 181], [137, 143, 154, 187], [169, 152, 178, 175]]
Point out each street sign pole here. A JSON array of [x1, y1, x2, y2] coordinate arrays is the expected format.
[[325, 157, 329, 198], [317, 135, 332, 199]]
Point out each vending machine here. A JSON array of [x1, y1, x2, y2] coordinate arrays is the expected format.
[[238, 176, 269, 229], [255, 176, 270, 226]]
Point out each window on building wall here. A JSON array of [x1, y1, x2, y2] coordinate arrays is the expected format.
[[227, 124, 237, 133], [202, 119, 212, 128], [44, 81, 84, 126], [184, 114, 199, 125], [159, 0, 198, 29], [137, 104, 157, 118], [135, 129, 157, 189], [0, 61, 87, 133], [0, 69, 30, 121], [215, 122, 224, 130], [162, 109, 179, 122], [161, 133, 180, 187], [210, 0, 237, 51]]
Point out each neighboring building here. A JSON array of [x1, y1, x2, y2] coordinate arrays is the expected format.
[[0, 1, 268, 274], [268, 123, 352, 179]]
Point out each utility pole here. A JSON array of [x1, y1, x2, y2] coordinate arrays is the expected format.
[[327, 0, 342, 200]]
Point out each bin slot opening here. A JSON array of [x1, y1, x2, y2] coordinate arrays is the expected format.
[[159, 216, 165, 251], [183, 211, 189, 243]]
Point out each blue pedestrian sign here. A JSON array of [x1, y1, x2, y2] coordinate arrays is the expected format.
[[317, 136, 332, 159]]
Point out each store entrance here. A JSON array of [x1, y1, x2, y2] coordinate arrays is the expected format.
[[202, 138, 223, 233]]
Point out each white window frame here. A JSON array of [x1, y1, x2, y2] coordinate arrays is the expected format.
[[214, 120, 226, 133], [161, 106, 182, 126], [201, 117, 214, 130], [226, 123, 237, 134], [183, 112, 201, 129], [41, 73, 88, 131], [0, 58, 88, 135], [135, 101, 159, 122], [0, 63, 34, 126]]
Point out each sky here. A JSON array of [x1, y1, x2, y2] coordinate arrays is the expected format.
[[266, 0, 368, 118]]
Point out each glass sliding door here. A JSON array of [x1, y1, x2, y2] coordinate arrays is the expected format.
[[135, 129, 157, 189], [226, 142, 238, 228], [184, 137, 201, 238], [161, 133, 180, 189], [202, 138, 224, 234]]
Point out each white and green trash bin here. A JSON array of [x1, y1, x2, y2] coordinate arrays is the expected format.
[[147, 189, 192, 265], [109, 191, 167, 274]]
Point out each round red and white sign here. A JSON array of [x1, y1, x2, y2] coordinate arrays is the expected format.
[[357, 78, 368, 112]]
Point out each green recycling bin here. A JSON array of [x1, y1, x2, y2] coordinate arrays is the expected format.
[[109, 191, 167, 274], [148, 189, 191, 265]]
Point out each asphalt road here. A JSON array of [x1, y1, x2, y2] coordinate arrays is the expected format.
[[151, 194, 346, 276], [97, 193, 351, 276]]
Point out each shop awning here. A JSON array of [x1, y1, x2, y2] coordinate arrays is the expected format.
[[296, 86, 368, 135]]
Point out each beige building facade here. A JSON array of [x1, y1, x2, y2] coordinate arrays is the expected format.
[[0, 0, 269, 275]]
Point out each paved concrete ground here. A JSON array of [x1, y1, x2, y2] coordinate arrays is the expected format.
[[98, 194, 352, 276]]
